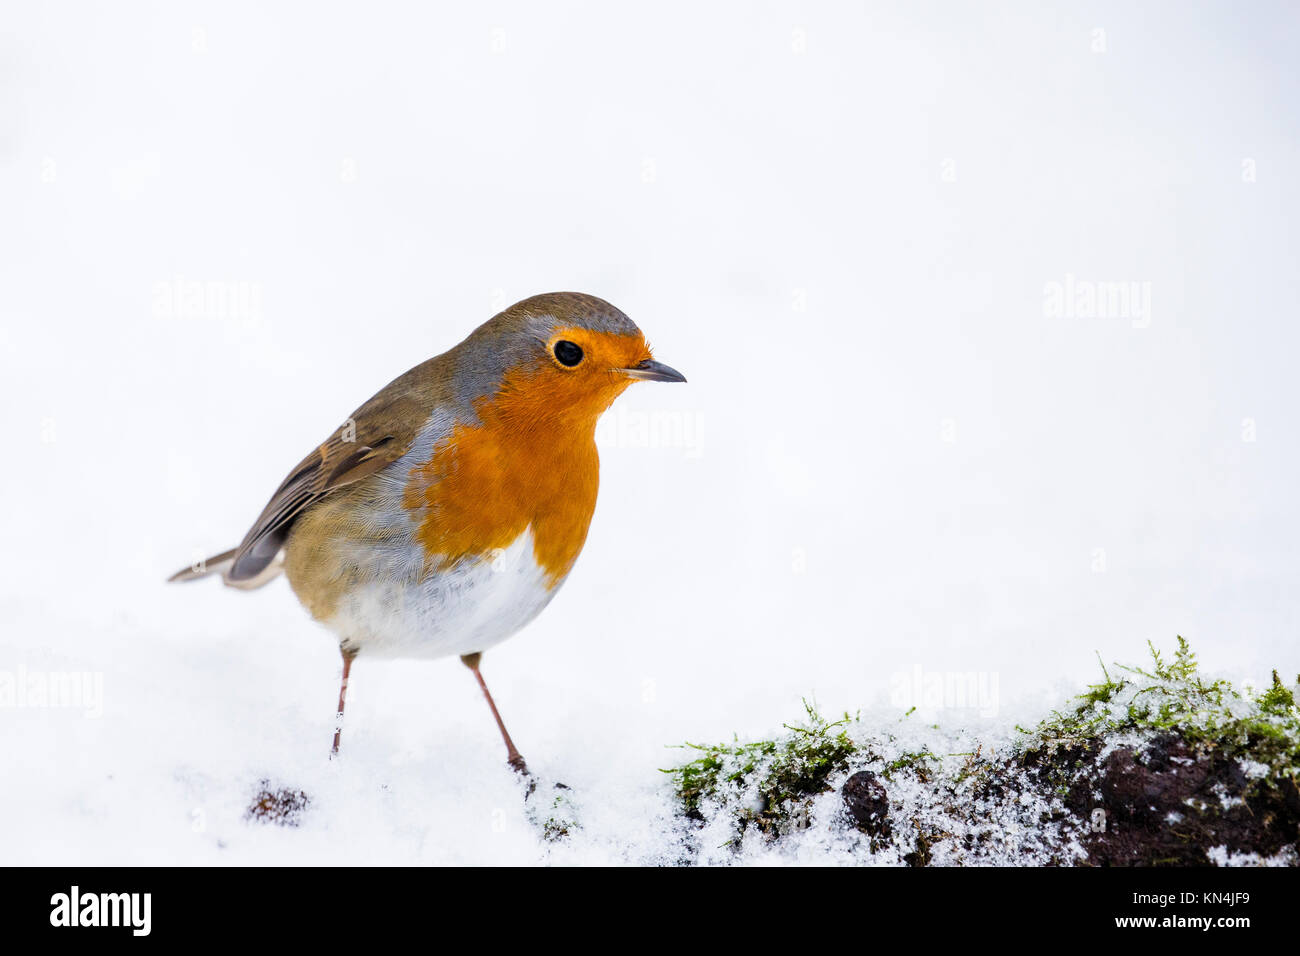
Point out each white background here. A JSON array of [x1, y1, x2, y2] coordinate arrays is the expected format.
[[3, 1, 1298, 863]]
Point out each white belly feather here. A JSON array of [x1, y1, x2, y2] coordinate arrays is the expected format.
[[326, 527, 558, 659]]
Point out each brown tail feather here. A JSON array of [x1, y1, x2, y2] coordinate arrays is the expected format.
[[168, 548, 237, 583], [167, 548, 284, 590]]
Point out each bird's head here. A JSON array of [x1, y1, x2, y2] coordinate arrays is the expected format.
[[455, 292, 686, 430]]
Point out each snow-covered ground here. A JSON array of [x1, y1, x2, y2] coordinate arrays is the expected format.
[[3, 2, 1299, 864]]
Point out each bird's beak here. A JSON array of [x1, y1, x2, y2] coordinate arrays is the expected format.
[[619, 358, 687, 383]]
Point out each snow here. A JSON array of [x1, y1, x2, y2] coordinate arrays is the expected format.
[[1207, 846, 1298, 868], [1239, 759, 1272, 781], [3, 2, 1300, 865]]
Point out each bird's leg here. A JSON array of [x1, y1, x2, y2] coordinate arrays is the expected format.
[[331, 647, 357, 758], [461, 653, 528, 774]]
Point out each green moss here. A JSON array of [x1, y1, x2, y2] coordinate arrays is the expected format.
[[663, 699, 859, 836], [882, 748, 940, 782], [1259, 670, 1297, 715], [664, 637, 1300, 864], [1019, 636, 1300, 796]]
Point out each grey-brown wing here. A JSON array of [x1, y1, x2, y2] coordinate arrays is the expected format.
[[225, 361, 443, 583], [226, 434, 401, 582]]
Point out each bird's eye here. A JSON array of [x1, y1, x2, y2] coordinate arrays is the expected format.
[[553, 340, 584, 367]]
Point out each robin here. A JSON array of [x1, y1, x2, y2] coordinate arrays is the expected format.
[[169, 292, 685, 772]]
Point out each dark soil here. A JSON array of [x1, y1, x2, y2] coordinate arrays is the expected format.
[[839, 732, 1299, 865], [246, 781, 310, 827], [1051, 734, 1300, 866]]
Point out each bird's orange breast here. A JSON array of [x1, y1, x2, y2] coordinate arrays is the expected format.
[[402, 365, 615, 589]]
